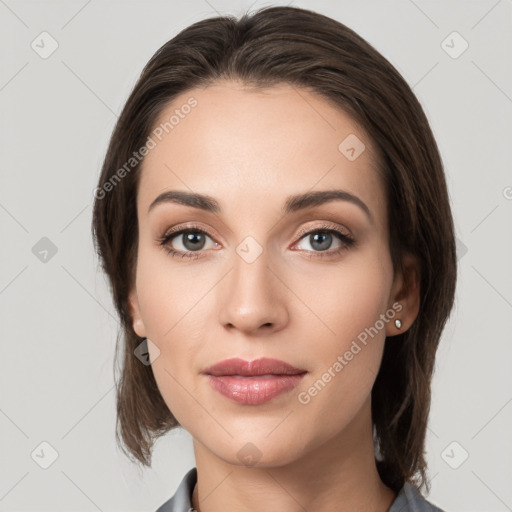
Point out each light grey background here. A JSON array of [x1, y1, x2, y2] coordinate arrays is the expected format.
[[1, 0, 511, 511]]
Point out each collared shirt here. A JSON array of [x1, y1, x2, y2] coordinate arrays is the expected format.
[[155, 467, 445, 512]]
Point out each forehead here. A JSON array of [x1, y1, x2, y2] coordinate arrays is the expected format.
[[137, 81, 386, 227]]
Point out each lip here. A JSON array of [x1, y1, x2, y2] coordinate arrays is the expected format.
[[203, 357, 307, 376], [202, 357, 307, 405]]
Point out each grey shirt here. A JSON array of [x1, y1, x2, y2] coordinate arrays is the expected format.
[[155, 467, 445, 512]]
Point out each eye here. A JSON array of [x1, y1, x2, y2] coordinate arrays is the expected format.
[[157, 223, 355, 261], [157, 225, 218, 260], [293, 224, 355, 258]]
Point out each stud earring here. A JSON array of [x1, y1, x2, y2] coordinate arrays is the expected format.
[[395, 319, 402, 329]]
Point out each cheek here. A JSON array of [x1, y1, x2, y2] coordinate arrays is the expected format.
[[135, 242, 212, 340], [143, 308, 208, 430], [289, 253, 392, 421], [134, 247, 223, 426], [290, 250, 393, 353]]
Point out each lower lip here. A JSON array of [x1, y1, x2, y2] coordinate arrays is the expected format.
[[206, 374, 306, 405]]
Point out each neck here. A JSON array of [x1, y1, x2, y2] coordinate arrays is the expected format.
[[191, 397, 397, 512]]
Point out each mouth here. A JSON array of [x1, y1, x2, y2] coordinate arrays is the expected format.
[[202, 357, 307, 376], [202, 357, 307, 405]]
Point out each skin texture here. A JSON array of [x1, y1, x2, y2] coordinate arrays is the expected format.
[[128, 81, 420, 512]]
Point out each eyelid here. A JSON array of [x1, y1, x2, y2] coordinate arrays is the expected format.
[[157, 223, 221, 250], [161, 222, 217, 239], [294, 221, 352, 240]]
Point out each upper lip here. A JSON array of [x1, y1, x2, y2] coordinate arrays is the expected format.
[[202, 357, 307, 376]]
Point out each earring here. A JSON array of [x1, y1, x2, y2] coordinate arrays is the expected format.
[[395, 319, 402, 329]]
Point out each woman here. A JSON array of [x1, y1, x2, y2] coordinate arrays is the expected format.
[[92, 6, 456, 511]]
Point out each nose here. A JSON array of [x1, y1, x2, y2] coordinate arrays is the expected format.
[[218, 249, 289, 336]]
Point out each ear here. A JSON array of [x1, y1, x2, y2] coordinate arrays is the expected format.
[[386, 253, 420, 337], [127, 287, 147, 338]]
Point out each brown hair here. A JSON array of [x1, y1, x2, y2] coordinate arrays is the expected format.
[[91, 5, 457, 495]]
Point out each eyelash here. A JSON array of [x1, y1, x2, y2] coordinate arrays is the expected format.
[[156, 223, 355, 261]]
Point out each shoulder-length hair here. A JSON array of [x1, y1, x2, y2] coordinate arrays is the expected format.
[[92, 5, 457, 495]]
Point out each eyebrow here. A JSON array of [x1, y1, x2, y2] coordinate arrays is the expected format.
[[148, 189, 373, 223]]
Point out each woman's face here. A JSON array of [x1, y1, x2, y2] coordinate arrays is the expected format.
[[128, 81, 412, 467]]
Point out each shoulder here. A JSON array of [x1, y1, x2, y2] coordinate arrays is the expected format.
[[389, 482, 446, 512], [154, 467, 197, 512]]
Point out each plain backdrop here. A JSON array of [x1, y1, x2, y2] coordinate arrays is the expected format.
[[1, 1, 511, 511]]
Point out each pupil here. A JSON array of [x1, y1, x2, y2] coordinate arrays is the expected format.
[[184, 232, 205, 250], [311, 232, 331, 251]]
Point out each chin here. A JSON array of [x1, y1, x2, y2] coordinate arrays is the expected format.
[[205, 434, 307, 469]]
